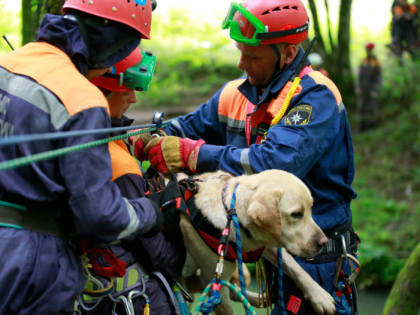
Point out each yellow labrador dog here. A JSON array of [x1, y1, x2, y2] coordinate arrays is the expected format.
[[178, 169, 336, 315]]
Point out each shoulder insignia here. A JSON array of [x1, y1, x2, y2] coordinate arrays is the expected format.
[[284, 105, 312, 126]]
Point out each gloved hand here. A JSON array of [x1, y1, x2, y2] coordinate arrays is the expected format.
[[144, 136, 205, 174], [128, 129, 167, 161]]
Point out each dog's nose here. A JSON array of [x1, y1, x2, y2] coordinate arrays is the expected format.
[[318, 235, 328, 247]]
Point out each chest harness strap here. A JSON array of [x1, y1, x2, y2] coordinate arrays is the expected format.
[[181, 178, 264, 263], [0, 200, 68, 239]]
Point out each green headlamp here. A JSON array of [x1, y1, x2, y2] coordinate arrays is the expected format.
[[122, 51, 156, 92], [104, 50, 156, 92], [221, 2, 267, 46]]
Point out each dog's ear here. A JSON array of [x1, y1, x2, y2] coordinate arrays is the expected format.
[[247, 188, 283, 238]]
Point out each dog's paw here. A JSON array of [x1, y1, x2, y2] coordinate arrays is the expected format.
[[305, 284, 335, 315]]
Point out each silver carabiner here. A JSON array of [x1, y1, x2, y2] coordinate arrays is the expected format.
[[346, 253, 361, 284], [340, 234, 348, 256], [118, 296, 134, 315]]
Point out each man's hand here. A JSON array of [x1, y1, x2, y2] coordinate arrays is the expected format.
[[144, 136, 205, 174], [128, 129, 167, 161]]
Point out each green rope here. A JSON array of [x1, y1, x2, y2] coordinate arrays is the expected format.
[[193, 279, 257, 315], [0, 126, 165, 172]]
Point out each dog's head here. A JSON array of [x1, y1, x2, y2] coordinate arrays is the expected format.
[[239, 170, 327, 258]]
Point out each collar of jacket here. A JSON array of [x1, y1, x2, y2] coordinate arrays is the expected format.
[[238, 47, 305, 106], [110, 115, 135, 136]]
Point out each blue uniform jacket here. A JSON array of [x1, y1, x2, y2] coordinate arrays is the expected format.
[[166, 48, 357, 232], [0, 42, 156, 242]]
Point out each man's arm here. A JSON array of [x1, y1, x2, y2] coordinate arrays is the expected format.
[[196, 87, 340, 177], [59, 108, 158, 243]]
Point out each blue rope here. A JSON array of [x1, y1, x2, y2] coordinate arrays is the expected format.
[[276, 248, 287, 315], [173, 288, 190, 315], [232, 215, 251, 315], [0, 120, 172, 147], [194, 279, 257, 315], [229, 183, 252, 315], [333, 282, 353, 315], [198, 287, 222, 314]]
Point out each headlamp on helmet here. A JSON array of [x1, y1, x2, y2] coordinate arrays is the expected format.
[[102, 51, 156, 92], [121, 51, 156, 92]]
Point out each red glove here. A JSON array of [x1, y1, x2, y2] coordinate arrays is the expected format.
[[128, 129, 167, 161], [144, 136, 205, 174]]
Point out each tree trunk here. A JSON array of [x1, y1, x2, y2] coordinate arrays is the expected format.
[[335, 0, 355, 111], [305, 0, 355, 110], [383, 242, 420, 315], [21, 0, 65, 46], [41, 0, 66, 16], [21, 0, 38, 45]]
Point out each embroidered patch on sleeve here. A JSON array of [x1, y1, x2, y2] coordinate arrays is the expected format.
[[284, 105, 312, 126]]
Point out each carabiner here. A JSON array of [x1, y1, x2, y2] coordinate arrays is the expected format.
[[346, 253, 360, 284]]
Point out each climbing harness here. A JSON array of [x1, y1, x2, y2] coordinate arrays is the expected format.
[[331, 234, 360, 315], [144, 171, 265, 263], [0, 200, 68, 239], [76, 260, 152, 315], [193, 183, 257, 315]]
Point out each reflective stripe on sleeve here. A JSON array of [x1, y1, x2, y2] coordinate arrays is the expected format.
[[240, 148, 254, 175], [117, 198, 140, 240], [0, 67, 71, 130]]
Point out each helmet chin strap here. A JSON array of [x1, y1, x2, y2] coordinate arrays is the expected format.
[[268, 44, 287, 83], [256, 44, 287, 93]]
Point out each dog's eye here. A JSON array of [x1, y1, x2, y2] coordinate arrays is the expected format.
[[291, 211, 304, 219]]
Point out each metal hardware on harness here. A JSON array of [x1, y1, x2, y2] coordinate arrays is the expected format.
[[109, 289, 148, 315], [333, 235, 360, 288]]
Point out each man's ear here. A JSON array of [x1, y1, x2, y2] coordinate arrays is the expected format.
[[283, 44, 299, 65]]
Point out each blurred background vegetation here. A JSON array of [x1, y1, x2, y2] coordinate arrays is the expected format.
[[1, 0, 419, 308]]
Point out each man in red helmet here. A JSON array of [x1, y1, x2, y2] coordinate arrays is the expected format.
[[356, 43, 382, 132], [0, 1, 164, 314], [390, 0, 420, 60], [76, 48, 185, 315], [131, 0, 360, 314]]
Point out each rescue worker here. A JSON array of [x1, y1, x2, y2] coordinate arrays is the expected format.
[[79, 47, 185, 315], [0, 1, 163, 314], [308, 52, 329, 77], [356, 43, 382, 132], [132, 0, 359, 314], [390, 0, 420, 60]]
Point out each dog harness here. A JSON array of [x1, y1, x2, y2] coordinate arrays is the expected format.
[[145, 174, 264, 263]]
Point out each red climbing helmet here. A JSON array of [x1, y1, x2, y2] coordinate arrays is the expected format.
[[365, 43, 375, 51], [222, 0, 309, 46], [62, 0, 152, 39], [91, 48, 143, 92]]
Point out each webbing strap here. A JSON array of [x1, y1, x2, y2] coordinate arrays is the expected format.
[[0, 203, 67, 239]]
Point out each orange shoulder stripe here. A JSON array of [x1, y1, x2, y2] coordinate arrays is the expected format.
[[308, 71, 342, 105], [0, 42, 108, 116], [218, 79, 247, 120], [108, 140, 142, 181]]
